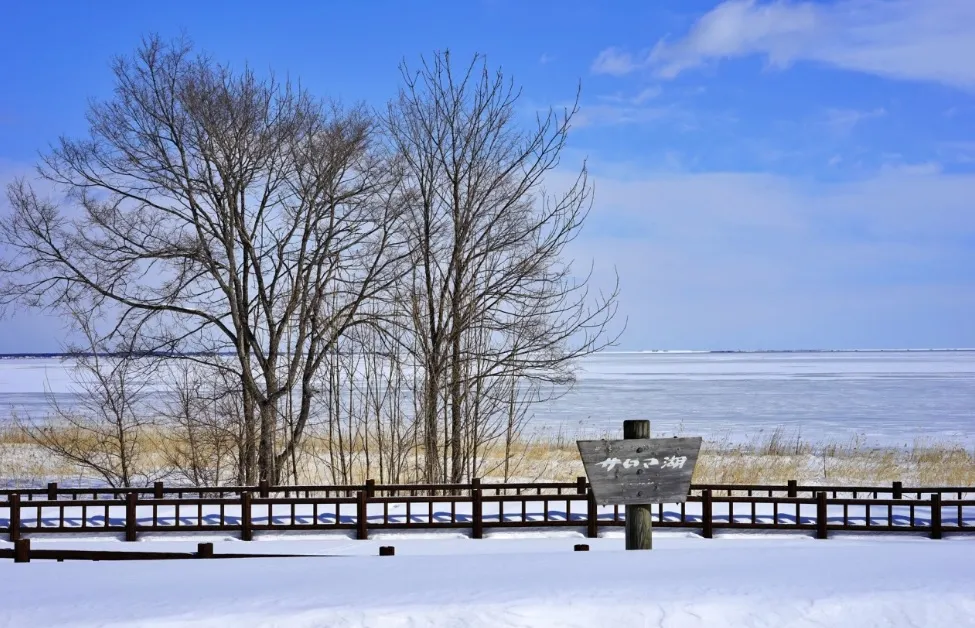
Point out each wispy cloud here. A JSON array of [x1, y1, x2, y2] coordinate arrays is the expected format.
[[593, 0, 975, 91], [591, 47, 641, 76], [631, 86, 662, 105], [937, 141, 975, 164], [598, 86, 662, 106], [539, 52, 556, 65], [822, 107, 886, 135], [575, 84, 706, 129], [556, 159, 975, 348], [574, 103, 681, 129]]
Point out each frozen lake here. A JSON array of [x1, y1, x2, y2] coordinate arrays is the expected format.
[[1, 351, 973, 446]]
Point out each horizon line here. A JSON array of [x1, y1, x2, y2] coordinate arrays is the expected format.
[[1, 347, 974, 359]]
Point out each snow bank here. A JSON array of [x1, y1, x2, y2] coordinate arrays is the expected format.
[[1, 534, 973, 627]]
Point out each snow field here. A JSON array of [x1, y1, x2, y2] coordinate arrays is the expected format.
[[5, 351, 975, 445], [1, 533, 974, 627]]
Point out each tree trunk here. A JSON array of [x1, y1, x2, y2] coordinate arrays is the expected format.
[[449, 329, 464, 484], [242, 383, 257, 484], [258, 398, 277, 484], [424, 367, 440, 483]]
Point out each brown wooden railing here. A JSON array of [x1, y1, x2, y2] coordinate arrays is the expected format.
[[2, 479, 973, 543], [4, 478, 973, 501]]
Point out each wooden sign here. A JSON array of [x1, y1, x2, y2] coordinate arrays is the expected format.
[[577, 437, 702, 506]]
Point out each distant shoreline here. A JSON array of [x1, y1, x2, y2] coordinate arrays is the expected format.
[[1, 348, 974, 359], [599, 348, 975, 355]]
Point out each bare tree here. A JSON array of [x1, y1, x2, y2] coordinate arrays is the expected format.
[[385, 51, 622, 482], [1, 39, 623, 489], [0, 36, 408, 483], [17, 311, 164, 488], [155, 359, 242, 486]]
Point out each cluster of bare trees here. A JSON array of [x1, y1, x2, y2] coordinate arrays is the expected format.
[[0, 37, 620, 487]]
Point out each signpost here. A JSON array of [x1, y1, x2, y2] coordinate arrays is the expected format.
[[577, 420, 702, 550]]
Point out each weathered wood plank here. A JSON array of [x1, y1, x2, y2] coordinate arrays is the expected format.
[[577, 437, 702, 505]]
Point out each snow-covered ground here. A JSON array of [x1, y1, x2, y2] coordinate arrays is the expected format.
[[3, 350, 974, 626], [2, 532, 974, 627], [3, 350, 974, 446]]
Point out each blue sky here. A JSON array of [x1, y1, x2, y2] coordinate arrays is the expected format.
[[1, 0, 974, 352]]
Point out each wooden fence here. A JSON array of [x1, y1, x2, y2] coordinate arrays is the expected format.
[[2, 479, 973, 543]]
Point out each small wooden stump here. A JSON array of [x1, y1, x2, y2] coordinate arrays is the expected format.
[[197, 542, 214, 558], [379, 546, 395, 556], [574, 544, 590, 552], [14, 538, 30, 563]]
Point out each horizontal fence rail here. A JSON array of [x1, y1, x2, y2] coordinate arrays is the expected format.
[[1, 539, 327, 563], [1, 479, 973, 543], [4, 479, 973, 502]]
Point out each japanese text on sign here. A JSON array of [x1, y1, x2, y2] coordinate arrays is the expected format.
[[596, 455, 687, 472]]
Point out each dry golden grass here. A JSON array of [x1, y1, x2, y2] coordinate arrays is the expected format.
[[1, 423, 973, 488], [475, 427, 975, 487]]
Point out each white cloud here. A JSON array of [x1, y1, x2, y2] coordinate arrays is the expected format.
[[539, 53, 556, 65], [557, 160, 975, 348], [586, 161, 973, 244], [591, 47, 641, 76], [594, 0, 975, 91]]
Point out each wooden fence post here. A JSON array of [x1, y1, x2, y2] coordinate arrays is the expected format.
[[365, 479, 376, 498], [13, 538, 29, 563], [892, 481, 902, 500], [241, 492, 253, 541], [154, 481, 164, 499], [624, 419, 652, 550], [816, 491, 828, 540], [9, 494, 21, 542], [787, 480, 798, 498], [259, 480, 270, 499], [576, 476, 587, 495], [586, 488, 598, 539], [930, 494, 942, 540], [197, 542, 214, 558], [125, 493, 138, 542], [702, 488, 713, 539], [356, 491, 369, 540], [471, 478, 483, 539], [47, 482, 58, 501]]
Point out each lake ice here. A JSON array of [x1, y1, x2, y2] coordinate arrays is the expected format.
[[1, 350, 973, 446]]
